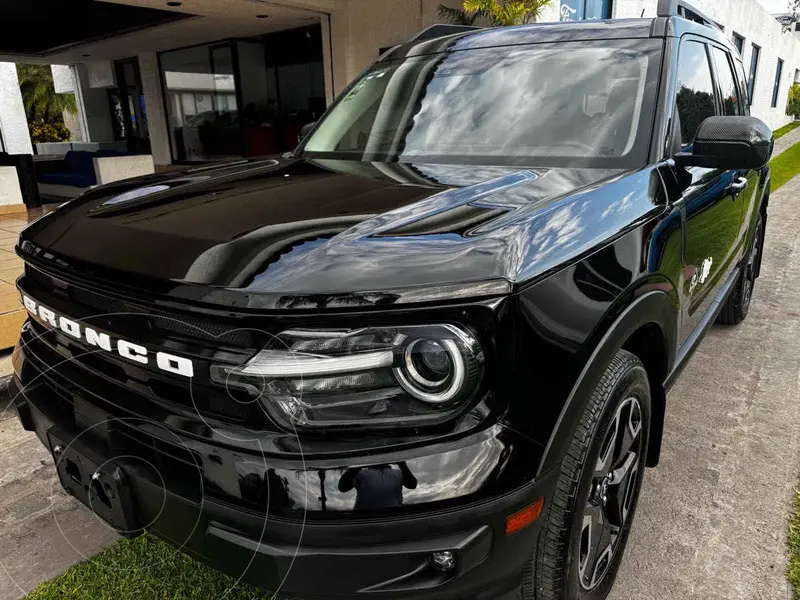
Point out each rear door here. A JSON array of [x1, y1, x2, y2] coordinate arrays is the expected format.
[[671, 38, 746, 347]]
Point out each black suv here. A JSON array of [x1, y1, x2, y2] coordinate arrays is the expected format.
[[10, 1, 773, 598]]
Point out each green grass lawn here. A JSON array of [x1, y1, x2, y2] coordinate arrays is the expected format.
[[25, 534, 272, 600], [773, 121, 800, 140], [788, 490, 800, 599], [768, 139, 800, 192]]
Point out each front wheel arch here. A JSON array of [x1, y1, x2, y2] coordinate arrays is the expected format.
[[536, 290, 677, 477]]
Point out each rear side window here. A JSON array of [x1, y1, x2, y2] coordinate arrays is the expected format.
[[711, 47, 743, 115], [733, 59, 751, 113], [675, 41, 716, 147]]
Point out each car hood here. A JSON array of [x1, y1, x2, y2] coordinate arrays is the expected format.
[[20, 157, 660, 308]]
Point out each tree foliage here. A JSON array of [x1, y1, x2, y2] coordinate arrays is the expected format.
[[16, 64, 77, 144], [16, 64, 77, 123], [437, 4, 481, 24], [787, 82, 800, 118], [676, 86, 715, 145], [438, 0, 553, 26]]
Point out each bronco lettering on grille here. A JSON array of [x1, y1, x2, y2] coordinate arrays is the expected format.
[[21, 295, 194, 378]]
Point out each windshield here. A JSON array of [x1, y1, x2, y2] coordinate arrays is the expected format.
[[303, 39, 662, 168]]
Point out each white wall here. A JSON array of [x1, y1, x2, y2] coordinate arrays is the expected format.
[[138, 52, 172, 166], [51, 65, 75, 94], [608, 0, 800, 130], [74, 64, 115, 142], [0, 63, 32, 155], [327, 0, 464, 95], [87, 62, 116, 89], [691, 0, 800, 130]]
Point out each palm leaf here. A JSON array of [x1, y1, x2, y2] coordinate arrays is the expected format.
[[461, 0, 553, 25], [437, 4, 479, 24]]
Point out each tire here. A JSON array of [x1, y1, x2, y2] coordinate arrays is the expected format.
[[521, 350, 651, 600], [717, 213, 764, 325]]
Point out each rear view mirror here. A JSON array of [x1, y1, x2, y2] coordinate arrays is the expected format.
[[298, 122, 316, 144], [675, 116, 773, 170]]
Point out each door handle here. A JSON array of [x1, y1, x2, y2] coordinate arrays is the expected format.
[[726, 176, 748, 198]]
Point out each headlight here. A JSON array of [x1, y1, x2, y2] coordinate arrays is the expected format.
[[211, 324, 484, 430]]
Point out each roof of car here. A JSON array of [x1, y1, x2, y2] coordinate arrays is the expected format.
[[380, 16, 736, 63]]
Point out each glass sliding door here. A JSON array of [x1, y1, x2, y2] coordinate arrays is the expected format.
[[559, 0, 611, 20], [159, 26, 324, 162], [109, 58, 151, 153], [238, 40, 280, 156], [161, 42, 241, 161], [266, 25, 326, 151]]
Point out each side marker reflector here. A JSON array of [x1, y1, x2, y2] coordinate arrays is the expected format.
[[505, 497, 544, 535]]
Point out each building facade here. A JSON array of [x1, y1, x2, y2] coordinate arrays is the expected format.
[[0, 0, 798, 167]]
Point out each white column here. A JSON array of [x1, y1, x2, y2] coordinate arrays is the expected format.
[[327, 0, 468, 96], [74, 64, 116, 142], [138, 52, 172, 166], [321, 13, 335, 105], [69, 65, 90, 142], [0, 63, 33, 155]]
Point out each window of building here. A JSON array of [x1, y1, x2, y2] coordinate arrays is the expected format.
[[559, 0, 612, 21], [160, 43, 239, 162], [675, 41, 716, 147], [731, 33, 744, 55], [711, 47, 743, 115], [159, 25, 324, 162], [748, 44, 760, 104], [772, 58, 784, 108]]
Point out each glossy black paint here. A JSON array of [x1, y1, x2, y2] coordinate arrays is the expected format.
[[11, 14, 772, 599], [19, 160, 641, 308]]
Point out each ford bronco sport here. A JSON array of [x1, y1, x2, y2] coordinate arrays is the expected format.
[[10, 0, 773, 598]]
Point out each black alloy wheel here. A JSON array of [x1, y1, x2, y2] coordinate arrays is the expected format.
[[521, 349, 651, 600], [578, 396, 643, 591]]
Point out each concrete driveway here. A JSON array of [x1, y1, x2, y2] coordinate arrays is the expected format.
[[0, 177, 799, 599], [610, 175, 800, 600]]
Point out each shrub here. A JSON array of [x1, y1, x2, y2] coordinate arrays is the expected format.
[[787, 82, 800, 119], [29, 119, 71, 144]]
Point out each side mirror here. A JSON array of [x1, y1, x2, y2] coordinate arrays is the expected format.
[[675, 116, 773, 170], [298, 122, 316, 144]]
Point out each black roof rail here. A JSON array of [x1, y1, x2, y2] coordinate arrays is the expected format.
[[657, 0, 722, 30], [406, 24, 483, 44]]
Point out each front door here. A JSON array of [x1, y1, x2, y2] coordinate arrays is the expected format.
[[672, 39, 746, 346]]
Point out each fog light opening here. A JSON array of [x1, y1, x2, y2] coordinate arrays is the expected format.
[[431, 550, 456, 573]]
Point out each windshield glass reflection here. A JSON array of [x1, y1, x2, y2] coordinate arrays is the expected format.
[[304, 40, 661, 168]]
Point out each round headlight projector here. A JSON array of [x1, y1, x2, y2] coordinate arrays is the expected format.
[[394, 337, 469, 404]]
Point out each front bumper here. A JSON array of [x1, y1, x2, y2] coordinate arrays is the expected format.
[[11, 343, 558, 599]]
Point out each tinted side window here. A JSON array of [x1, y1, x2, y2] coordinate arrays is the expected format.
[[676, 41, 716, 146], [733, 59, 750, 114], [711, 47, 743, 115]]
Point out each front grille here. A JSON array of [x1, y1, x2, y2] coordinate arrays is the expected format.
[[70, 287, 130, 316], [150, 314, 260, 347], [20, 265, 272, 427], [25, 318, 261, 426], [28, 264, 266, 349]]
